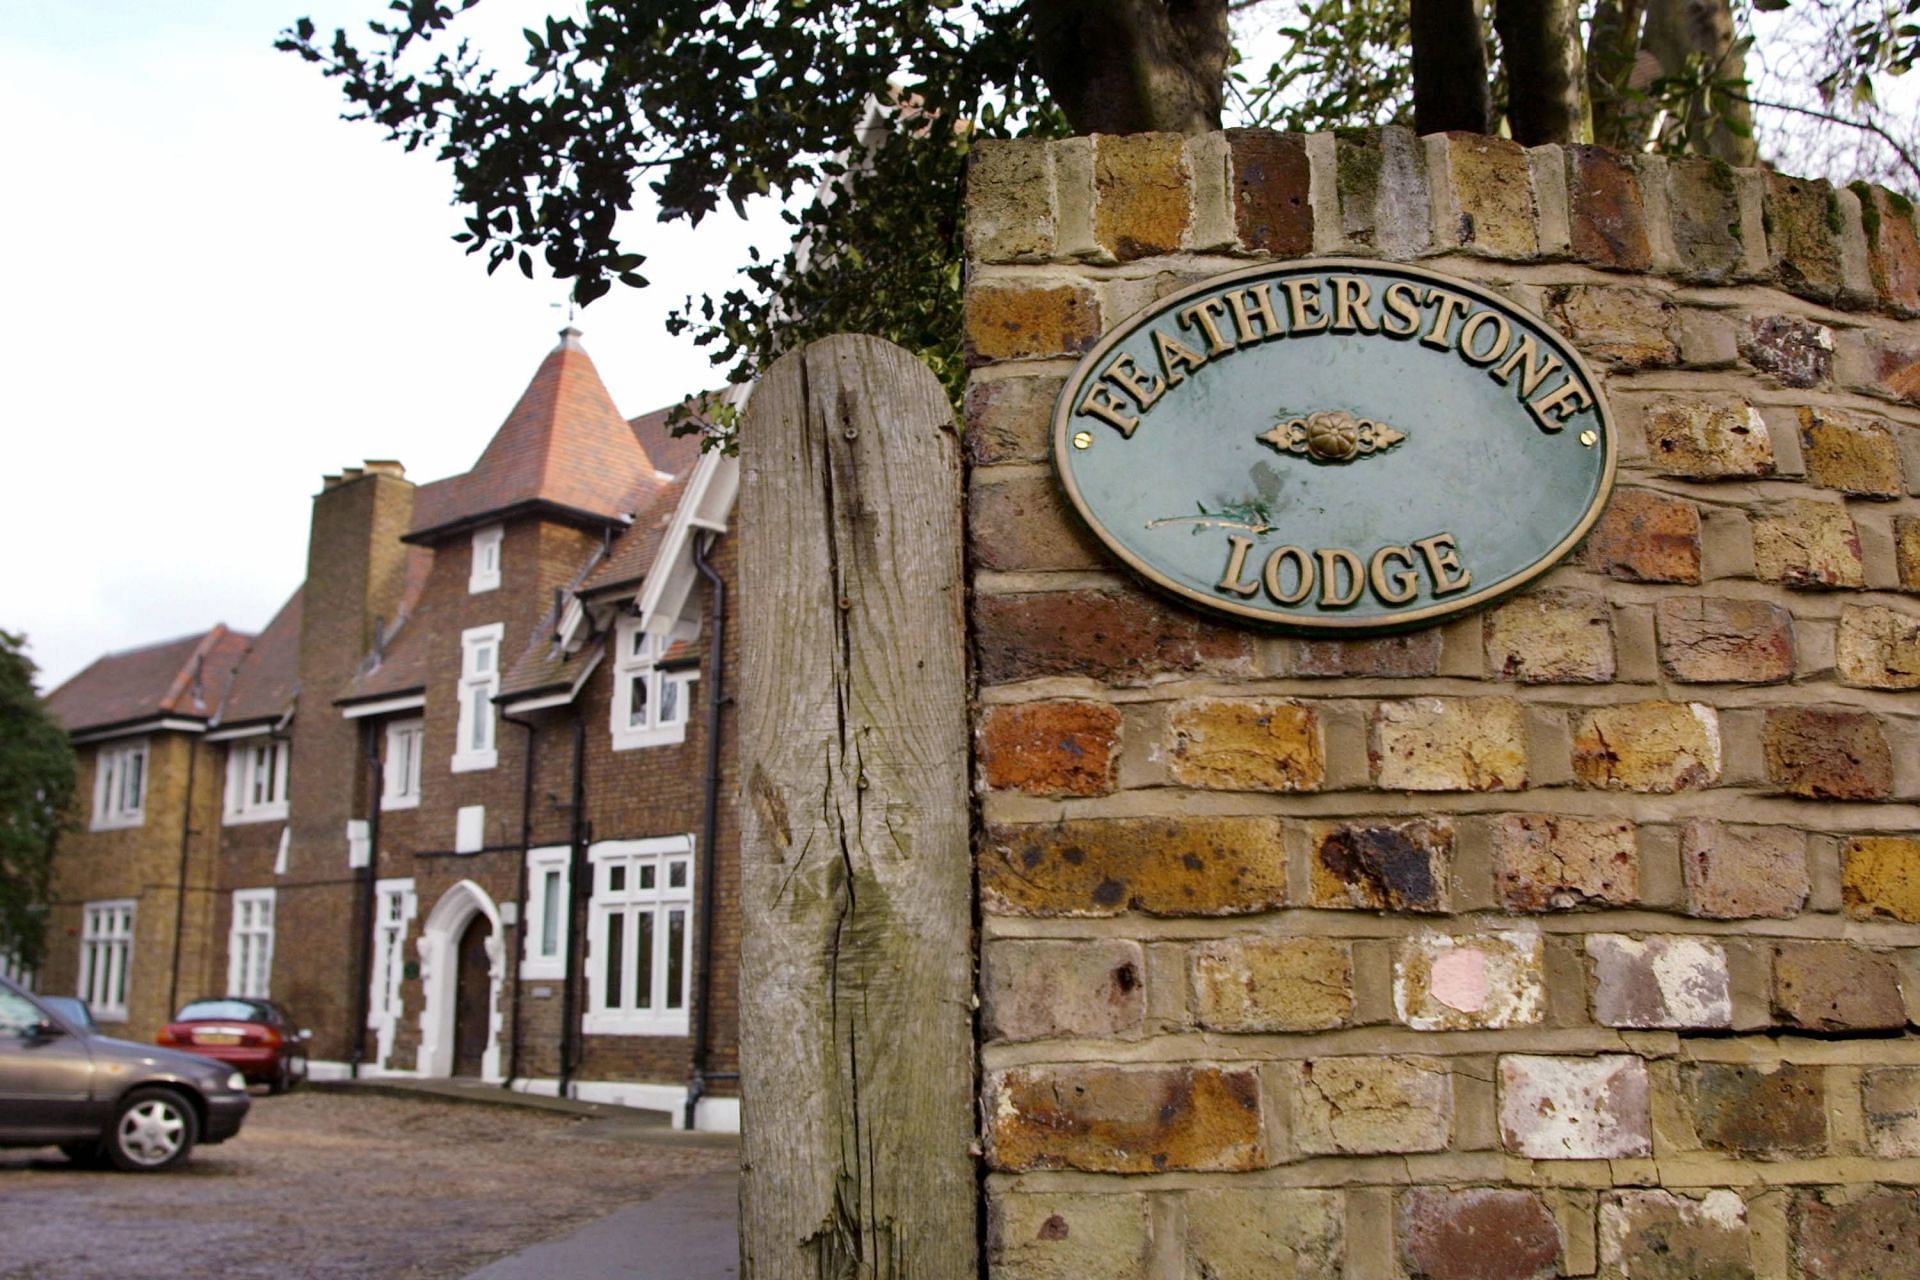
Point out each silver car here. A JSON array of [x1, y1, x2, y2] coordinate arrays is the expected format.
[[0, 974, 251, 1171]]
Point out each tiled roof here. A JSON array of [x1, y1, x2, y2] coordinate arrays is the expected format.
[[628, 404, 706, 479], [336, 545, 436, 705], [498, 625, 594, 702], [407, 328, 669, 541], [47, 626, 252, 736], [216, 589, 303, 727], [578, 473, 692, 597]]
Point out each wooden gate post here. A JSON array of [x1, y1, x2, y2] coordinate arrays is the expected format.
[[737, 335, 977, 1277]]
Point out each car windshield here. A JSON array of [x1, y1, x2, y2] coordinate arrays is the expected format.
[[176, 999, 269, 1022], [37, 995, 98, 1031]]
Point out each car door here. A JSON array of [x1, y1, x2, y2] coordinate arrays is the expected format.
[[0, 985, 99, 1141]]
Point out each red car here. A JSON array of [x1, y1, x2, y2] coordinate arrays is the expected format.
[[157, 998, 311, 1094]]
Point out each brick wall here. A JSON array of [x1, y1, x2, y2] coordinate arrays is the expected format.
[[965, 129, 1920, 1279]]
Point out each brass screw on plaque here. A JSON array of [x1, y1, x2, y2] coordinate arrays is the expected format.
[[1580, 430, 1597, 447], [1073, 431, 1093, 450]]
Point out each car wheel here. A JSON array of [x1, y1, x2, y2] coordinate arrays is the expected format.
[[60, 1140, 106, 1168], [105, 1087, 197, 1172], [268, 1059, 293, 1095]]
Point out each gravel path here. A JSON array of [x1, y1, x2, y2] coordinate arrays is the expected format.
[[0, 1091, 738, 1279]]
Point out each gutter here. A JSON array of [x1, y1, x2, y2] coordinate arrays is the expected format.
[[165, 736, 201, 1016], [684, 530, 734, 1130], [558, 709, 588, 1096], [500, 707, 539, 1090], [350, 725, 383, 1078]]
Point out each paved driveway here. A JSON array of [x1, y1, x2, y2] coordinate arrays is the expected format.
[[0, 1090, 737, 1280]]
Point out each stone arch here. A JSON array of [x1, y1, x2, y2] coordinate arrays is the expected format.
[[415, 879, 505, 1081]]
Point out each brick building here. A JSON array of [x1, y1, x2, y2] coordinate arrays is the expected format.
[[42, 328, 742, 1129]]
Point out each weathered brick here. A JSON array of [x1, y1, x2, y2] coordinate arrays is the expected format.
[[1094, 133, 1190, 261], [1773, 940, 1908, 1032], [1577, 487, 1702, 583], [1294, 630, 1440, 677], [1185, 1188, 1345, 1280], [964, 281, 1101, 363], [986, 1063, 1265, 1173], [966, 140, 1054, 264], [1800, 406, 1904, 497], [1665, 156, 1746, 282], [1588, 935, 1732, 1029], [979, 816, 1288, 917], [1681, 819, 1809, 919], [1752, 500, 1865, 588], [1642, 396, 1777, 478], [975, 588, 1254, 686], [1766, 172, 1847, 303], [1499, 1054, 1653, 1159], [1226, 129, 1312, 256], [1167, 698, 1324, 792], [1856, 183, 1920, 316], [1395, 930, 1546, 1031], [1762, 706, 1892, 800], [1740, 314, 1835, 387], [1572, 701, 1722, 792], [964, 374, 1060, 466], [1293, 1056, 1451, 1155], [1655, 597, 1795, 684], [981, 939, 1144, 1042], [1566, 145, 1652, 270], [1897, 516, 1920, 590], [1844, 837, 1920, 923], [978, 701, 1120, 797], [1401, 1187, 1561, 1280], [1548, 285, 1678, 367], [968, 473, 1108, 573], [1864, 1067, 1920, 1158], [988, 1190, 1152, 1280], [1687, 1062, 1828, 1157], [1495, 815, 1639, 911], [1437, 133, 1538, 258], [1837, 603, 1920, 689], [1191, 935, 1352, 1033], [1485, 589, 1615, 683], [1793, 1188, 1920, 1280], [1371, 697, 1529, 792], [1598, 1190, 1752, 1280], [1310, 818, 1452, 913]]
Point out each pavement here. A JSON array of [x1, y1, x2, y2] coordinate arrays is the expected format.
[[309, 1078, 741, 1279]]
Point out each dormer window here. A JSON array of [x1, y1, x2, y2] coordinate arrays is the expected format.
[[469, 524, 503, 594], [224, 737, 291, 824], [610, 620, 694, 751]]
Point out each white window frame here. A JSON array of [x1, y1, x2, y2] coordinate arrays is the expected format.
[[453, 624, 503, 772], [584, 836, 695, 1037], [227, 888, 276, 999], [368, 878, 418, 1069], [469, 523, 503, 593], [79, 899, 136, 1022], [224, 738, 291, 824], [382, 719, 424, 810], [90, 740, 149, 831], [521, 846, 571, 980], [609, 621, 696, 751]]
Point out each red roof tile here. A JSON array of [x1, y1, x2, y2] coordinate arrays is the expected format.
[[336, 545, 436, 705], [216, 589, 303, 727], [628, 404, 705, 479], [578, 473, 692, 597], [47, 626, 252, 736], [407, 329, 668, 540]]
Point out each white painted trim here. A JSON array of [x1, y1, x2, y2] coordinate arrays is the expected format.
[[380, 719, 425, 811], [454, 806, 486, 855], [368, 878, 417, 1072], [89, 739, 150, 830], [341, 694, 427, 720], [205, 723, 273, 743], [304, 1059, 356, 1082], [416, 879, 505, 1081], [469, 523, 504, 594], [453, 623, 505, 773], [633, 445, 740, 642], [496, 648, 603, 715], [520, 847, 570, 981], [71, 717, 205, 745], [226, 888, 276, 999], [506, 1078, 739, 1132]]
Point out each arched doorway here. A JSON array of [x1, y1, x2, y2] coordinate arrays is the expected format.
[[416, 880, 503, 1080]]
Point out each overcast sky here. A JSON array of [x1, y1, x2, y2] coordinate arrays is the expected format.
[[0, 1, 785, 691]]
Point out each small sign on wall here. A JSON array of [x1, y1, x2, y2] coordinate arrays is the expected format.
[[1052, 260, 1615, 633]]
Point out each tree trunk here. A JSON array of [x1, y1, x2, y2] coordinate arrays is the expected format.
[[736, 335, 976, 1279], [1031, 0, 1230, 134], [1411, 0, 1493, 136], [1587, 0, 1648, 149], [1496, 0, 1589, 144], [1642, 0, 1758, 163]]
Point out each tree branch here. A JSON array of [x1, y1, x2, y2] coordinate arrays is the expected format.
[[1730, 90, 1920, 188]]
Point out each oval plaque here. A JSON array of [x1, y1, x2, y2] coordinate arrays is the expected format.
[[1051, 259, 1616, 633]]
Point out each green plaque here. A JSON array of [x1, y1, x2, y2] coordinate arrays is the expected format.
[[1052, 259, 1616, 633]]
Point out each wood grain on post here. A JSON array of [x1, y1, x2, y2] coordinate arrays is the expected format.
[[736, 335, 977, 1277]]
